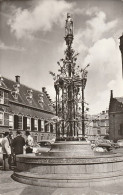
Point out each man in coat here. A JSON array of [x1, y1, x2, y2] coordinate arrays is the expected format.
[[1, 131, 11, 170], [12, 131, 25, 155]]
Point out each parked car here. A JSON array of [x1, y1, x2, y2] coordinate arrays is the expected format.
[[38, 140, 52, 148], [91, 139, 114, 152], [117, 140, 123, 147], [110, 140, 120, 149], [33, 140, 53, 154]]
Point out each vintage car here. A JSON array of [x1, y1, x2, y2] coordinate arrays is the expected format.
[[33, 140, 53, 154]]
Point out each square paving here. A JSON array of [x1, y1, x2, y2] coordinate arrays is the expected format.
[[1, 169, 123, 195]]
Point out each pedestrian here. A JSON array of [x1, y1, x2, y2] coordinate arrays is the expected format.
[[8, 131, 15, 166], [25, 131, 33, 153], [12, 131, 25, 155], [1, 132, 11, 170]]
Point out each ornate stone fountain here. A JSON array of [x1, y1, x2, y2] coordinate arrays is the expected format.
[[12, 14, 123, 188]]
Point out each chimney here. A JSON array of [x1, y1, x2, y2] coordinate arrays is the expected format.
[[15, 75, 20, 84], [110, 90, 113, 99], [42, 87, 46, 93], [106, 109, 108, 113]]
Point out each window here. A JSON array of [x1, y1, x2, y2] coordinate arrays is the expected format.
[[38, 119, 41, 131], [23, 117, 27, 130], [45, 121, 50, 132], [34, 135, 38, 142], [34, 119, 38, 131], [14, 115, 18, 129], [31, 118, 34, 131], [9, 115, 13, 129], [27, 117, 31, 130], [0, 91, 4, 104], [11, 91, 18, 100], [41, 120, 45, 132], [50, 123, 53, 133], [97, 129, 101, 134], [38, 120, 45, 132], [18, 115, 22, 130], [26, 90, 33, 104], [38, 94, 44, 105], [0, 112, 4, 125]]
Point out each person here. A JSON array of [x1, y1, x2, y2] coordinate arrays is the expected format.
[[25, 131, 33, 153], [8, 131, 15, 167], [1, 132, 11, 170], [12, 131, 25, 155]]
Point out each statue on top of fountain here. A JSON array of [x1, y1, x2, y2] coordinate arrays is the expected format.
[[65, 13, 73, 36]]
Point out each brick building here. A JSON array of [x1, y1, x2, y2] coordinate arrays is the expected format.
[[0, 75, 56, 142], [109, 90, 123, 141]]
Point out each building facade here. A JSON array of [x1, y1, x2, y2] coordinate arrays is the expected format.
[[109, 90, 123, 141], [0, 75, 56, 142], [86, 110, 109, 140]]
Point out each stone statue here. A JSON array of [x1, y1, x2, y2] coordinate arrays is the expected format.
[[65, 13, 73, 36]]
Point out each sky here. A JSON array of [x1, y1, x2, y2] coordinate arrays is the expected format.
[[0, 0, 123, 114]]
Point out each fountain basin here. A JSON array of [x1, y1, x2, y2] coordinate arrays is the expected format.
[[12, 141, 123, 187]]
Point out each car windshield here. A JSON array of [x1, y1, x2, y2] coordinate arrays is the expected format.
[[38, 141, 51, 147], [33, 143, 40, 147]]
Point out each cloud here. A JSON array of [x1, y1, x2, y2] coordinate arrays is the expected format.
[[84, 38, 122, 114], [73, 9, 117, 55], [86, 11, 117, 42], [59, 8, 117, 65], [56, 8, 120, 114], [0, 40, 25, 51], [8, 0, 74, 39], [72, 8, 120, 114]]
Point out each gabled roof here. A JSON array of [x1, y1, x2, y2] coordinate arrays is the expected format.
[[1, 77, 55, 114], [115, 97, 123, 104]]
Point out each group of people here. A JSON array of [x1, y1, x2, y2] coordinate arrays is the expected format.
[[1, 130, 34, 170]]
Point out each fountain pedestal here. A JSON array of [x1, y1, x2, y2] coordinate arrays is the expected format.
[[12, 141, 123, 187]]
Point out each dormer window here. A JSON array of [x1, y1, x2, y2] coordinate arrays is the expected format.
[[11, 83, 20, 100], [38, 93, 44, 107], [26, 89, 33, 104], [48, 103, 54, 112], [11, 91, 19, 100], [0, 90, 4, 104]]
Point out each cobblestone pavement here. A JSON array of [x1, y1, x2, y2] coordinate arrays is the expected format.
[[1, 169, 123, 195]]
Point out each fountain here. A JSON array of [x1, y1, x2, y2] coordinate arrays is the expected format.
[[12, 13, 123, 188]]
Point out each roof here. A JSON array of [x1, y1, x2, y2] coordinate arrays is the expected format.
[[92, 111, 109, 121], [115, 97, 123, 104], [1, 77, 55, 115]]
